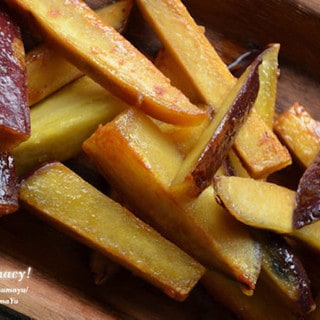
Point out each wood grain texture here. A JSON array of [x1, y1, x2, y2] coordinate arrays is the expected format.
[[184, 0, 320, 77], [182, 0, 320, 119], [0, 210, 229, 319]]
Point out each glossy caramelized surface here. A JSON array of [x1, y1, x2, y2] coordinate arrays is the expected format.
[[0, 0, 320, 319], [0, 3, 30, 150]]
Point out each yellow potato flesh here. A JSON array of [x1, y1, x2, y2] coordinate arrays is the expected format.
[[136, 0, 235, 108], [202, 270, 297, 320], [171, 60, 260, 197], [274, 102, 320, 167], [186, 186, 261, 288], [26, 0, 133, 106], [9, 0, 207, 125], [83, 108, 261, 289], [214, 175, 295, 234], [14, 76, 127, 176], [253, 43, 280, 127], [144, 6, 286, 179], [234, 109, 292, 179], [19, 162, 205, 301], [293, 221, 320, 252], [214, 175, 320, 253]]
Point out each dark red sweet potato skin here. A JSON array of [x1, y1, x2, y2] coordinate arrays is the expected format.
[[0, 152, 19, 215], [293, 152, 320, 229], [258, 231, 315, 315], [191, 57, 261, 192], [0, 4, 30, 150]]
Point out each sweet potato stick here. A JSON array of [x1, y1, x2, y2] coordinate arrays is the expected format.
[[0, 4, 28, 216], [0, 152, 19, 215], [136, 0, 235, 109], [257, 231, 315, 315], [171, 57, 260, 197], [83, 108, 262, 290], [202, 270, 299, 320], [214, 175, 296, 234], [137, 0, 289, 177], [19, 162, 205, 301], [13, 76, 127, 176], [233, 109, 292, 179], [6, 0, 207, 125], [293, 152, 320, 228], [0, 3, 30, 150], [27, 0, 133, 106], [213, 175, 320, 253], [274, 102, 320, 168]]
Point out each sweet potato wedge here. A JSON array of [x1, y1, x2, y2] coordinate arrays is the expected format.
[[214, 175, 295, 234], [154, 34, 288, 179], [274, 102, 320, 168], [292, 221, 320, 252], [0, 3, 30, 150], [0, 152, 19, 215], [171, 57, 260, 197], [6, 0, 207, 125], [233, 109, 292, 179], [214, 175, 320, 254], [13, 76, 127, 176], [19, 161, 205, 301], [83, 108, 262, 290], [293, 152, 320, 228], [252, 43, 279, 127], [26, 0, 133, 106], [202, 269, 299, 320], [136, 0, 235, 108], [257, 231, 315, 315]]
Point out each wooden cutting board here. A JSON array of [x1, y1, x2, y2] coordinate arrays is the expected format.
[[1, 0, 320, 319]]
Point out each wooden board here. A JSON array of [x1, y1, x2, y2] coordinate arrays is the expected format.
[[1, 0, 320, 318]]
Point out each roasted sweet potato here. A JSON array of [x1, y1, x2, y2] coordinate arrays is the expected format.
[[257, 232, 315, 315], [220, 146, 315, 314], [233, 108, 292, 179], [292, 221, 320, 252], [136, 0, 235, 108], [0, 152, 19, 215], [13, 76, 127, 176], [0, 3, 30, 150], [202, 269, 299, 320], [83, 107, 261, 290], [6, 0, 207, 126], [214, 175, 320, 254], [26, 0, 133, 106], [171, 56, 260, 197], [154, 31, 288, 179], [293, 152, 320, 228], [214, 175, 295, 233], [19, 161, 205, 301], [274, 102, 320, 168], [251, 43, 279, 127]]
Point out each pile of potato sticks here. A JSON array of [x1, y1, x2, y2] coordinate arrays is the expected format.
[[1, 0, 320, 318]]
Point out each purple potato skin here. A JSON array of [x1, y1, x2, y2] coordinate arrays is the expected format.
[[293, 152, 320, 229], [0, 152, 19, 215], [0, 3, 30, 151], [191, 56, 261, 193]]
